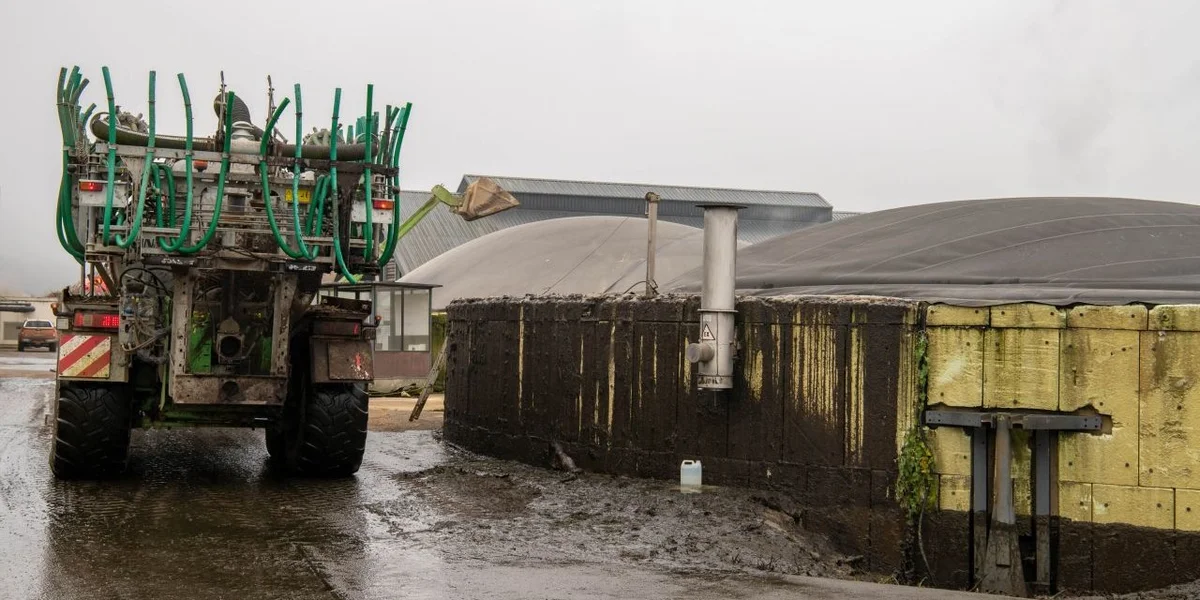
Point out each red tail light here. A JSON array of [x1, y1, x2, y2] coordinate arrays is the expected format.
[[372, 199, 394, 210], [79, 180, 105, 192], [74, 312, 120, 330]]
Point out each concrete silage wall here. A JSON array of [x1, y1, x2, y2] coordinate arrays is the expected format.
[[443, 294, 922, 575], [444, 295, 1200, 593], [925, 303, 1200, 593]]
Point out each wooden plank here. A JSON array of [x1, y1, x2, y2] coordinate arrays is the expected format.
[[409, 342, 449, 422]]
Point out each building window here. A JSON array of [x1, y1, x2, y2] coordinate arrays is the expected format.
[[375, 289, 393, 351], [402, 289, 430, 351]]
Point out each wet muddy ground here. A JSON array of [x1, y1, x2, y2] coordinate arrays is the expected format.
[[0, 371, 1009, 599]]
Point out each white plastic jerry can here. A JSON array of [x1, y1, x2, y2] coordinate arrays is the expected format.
[[680, 460, 702, 492]]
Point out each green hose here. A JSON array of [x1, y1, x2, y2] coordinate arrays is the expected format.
[[153, 162, 177, 229], [59, 68, 87, 250], [176, 92, 234, 254], [289, 83, 317, 258], [363, 84, 375, 260], [376, 102, 412, 267], [158, 73, 196, 253], [54, 67, 84, 262], [100, 66, 118, 245], [114, 71, 156, 248], [306, 175, 328, 237], [328, 88, 359, 283], [258, 97, 316, 260]]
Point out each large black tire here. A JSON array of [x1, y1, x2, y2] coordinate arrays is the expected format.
[[285, 383, 369, 477], [16, 342, 24, 352], [49, 342, 57, 353], [51, 384, 132, 479], [277, 384, 367, 477]]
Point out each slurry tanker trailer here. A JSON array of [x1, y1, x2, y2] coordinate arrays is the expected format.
[[50, 66, 515, 478]]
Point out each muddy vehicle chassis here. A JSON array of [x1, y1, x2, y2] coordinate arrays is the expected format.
[[48, 64, 516, 480]]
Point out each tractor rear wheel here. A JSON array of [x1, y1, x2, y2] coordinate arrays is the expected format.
[[50, 384, 132, 479], [285, 383, 369, 477]]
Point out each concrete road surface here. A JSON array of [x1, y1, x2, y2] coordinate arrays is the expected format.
[[0, 372, 1010, 600]]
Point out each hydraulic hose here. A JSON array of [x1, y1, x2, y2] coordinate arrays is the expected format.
[[290, 84, 318, 257], [306, 175, 328, 237], [58, 69, 89, 257], [55, 67, 86, 262], [100, 66, 119, 245], [152, 162, 176, 229], [328, 88, 359, 283], [176, 92, 234, 254], [257, 96, 315, 260], [58, 68, 90, 260], [376, 102, 412, 267], [158, 73, 197, 253], [115, 71, 156, 248], [363, 84, 374, 260]]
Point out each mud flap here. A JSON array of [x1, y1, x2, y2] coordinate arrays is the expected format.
[[57, 333, 127, 382], [311, 339, 373, 383]]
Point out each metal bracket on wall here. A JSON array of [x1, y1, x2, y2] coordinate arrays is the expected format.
[[922, 409, 1102, 597]]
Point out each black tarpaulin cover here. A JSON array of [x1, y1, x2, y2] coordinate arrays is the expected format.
[[667, 197, 1200, 307]]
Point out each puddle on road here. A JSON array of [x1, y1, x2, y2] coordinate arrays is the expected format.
[[0, 375, 866, 600]]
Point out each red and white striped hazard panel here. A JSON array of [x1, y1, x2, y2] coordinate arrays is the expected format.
[[57, 334, 112, 379]]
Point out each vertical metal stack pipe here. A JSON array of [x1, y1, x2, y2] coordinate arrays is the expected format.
[[686, 204, 743, 390]]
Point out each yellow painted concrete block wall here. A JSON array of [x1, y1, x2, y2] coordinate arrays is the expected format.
[[921, 303, 1200, 532], [939, 475, 971, 512], [983, 327, 1061, 411], [1139, 329, 1200, 489], [1060, 482, 1093, 522], [1177, 489, 1200, 532], [928, 427, 971, 476], [927, 327, 984, 408], [1059, 328, 1139, 485], [1092, 484, 1175, 529]]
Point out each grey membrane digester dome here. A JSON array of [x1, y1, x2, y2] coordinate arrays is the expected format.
[[667, 197, 1200, 307], [401, 215, 749, 310]]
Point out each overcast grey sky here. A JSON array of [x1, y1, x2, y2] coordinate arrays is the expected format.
[[1, 0, 1198, 294]]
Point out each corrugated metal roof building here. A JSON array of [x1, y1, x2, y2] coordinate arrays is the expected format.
[[389, 174, 831, 277]]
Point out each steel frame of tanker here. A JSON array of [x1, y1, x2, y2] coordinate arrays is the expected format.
[[51, 223, 380, 481], [50, 65, 518, 480], [51, 72, 391, 480], [52, 262, 377, 481]]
